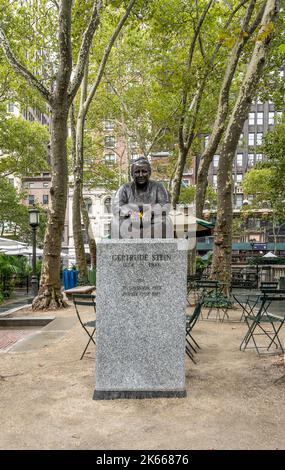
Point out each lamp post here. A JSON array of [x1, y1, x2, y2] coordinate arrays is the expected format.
[[29, 207, 40, 298], [249, 238, 258, 287], [249, 238, 256, 255]]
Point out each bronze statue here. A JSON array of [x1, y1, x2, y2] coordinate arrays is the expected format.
[[112, 157, 173, 238]]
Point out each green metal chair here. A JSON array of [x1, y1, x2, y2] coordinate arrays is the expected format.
[[233, 293, 262, 322], [240, 290, 285, 355], [72, 293, 96, 360], [198, 281, 233, 322], [185, 299, 204, 363]]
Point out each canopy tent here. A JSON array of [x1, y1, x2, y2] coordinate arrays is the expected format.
[[263, 251, 278, 258], [195, 217, 215, 236], [2, 246, 69, 258], [169, 210, 215, 238], [0, 237, 27, 249]]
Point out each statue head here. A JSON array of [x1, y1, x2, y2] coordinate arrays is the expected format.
[[131, 157, 151, 187]]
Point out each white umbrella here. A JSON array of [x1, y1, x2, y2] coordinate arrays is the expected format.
[[263, 251, 277, 258]]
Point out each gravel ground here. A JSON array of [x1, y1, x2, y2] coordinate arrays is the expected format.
[[0, 303, 284, 450]]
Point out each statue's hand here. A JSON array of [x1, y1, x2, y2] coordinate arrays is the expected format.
[[142, 210, 152, 223]]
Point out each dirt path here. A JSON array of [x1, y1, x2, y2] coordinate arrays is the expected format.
[[0, 305, 284, 450]]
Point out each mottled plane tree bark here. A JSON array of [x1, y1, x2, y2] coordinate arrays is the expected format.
[[72, 0, 136, 282], [0, 1, 102, 309], [195, 0, 265, 218], [211, 0, 281, 289]]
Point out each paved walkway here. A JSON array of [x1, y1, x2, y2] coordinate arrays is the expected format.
[[0, 303, 284, 450], [0, 296, 33, 317]]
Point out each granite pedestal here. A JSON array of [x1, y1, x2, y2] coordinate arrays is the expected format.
[[93, 239, 187, 399]]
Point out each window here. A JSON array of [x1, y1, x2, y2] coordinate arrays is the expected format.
[[28, 195, 35, 205], [268, 112, 275, 125], [257, 112, 263, 125], [248, 133, 255, 146], [213, 155, 219, 168], [103, 120, 115, 131], [104, 136, 116, 148], [129, 137, 138, 148], [182, 179, 190, 187], [236, 154, 243, 166], [213, 175, 217, 187], [43, 172, 50, 177], [248, 112, 255, 125], [82, 229, 88, 244], [256, 153, 263, 162], [43, 195, 49, 205], [29, 182, 34, 188], [104, 223, 111, 237], [104, 153, 116, 164], [84, 198, 92, 214], [43, 182, 49, 188], [238, 133, 244, 146], [8, 178, 14, 186], [204, 135, 209, 146], [236, 194, 243, 208], [248, 154, 255, 166], [256, 133, 263, 145], [104, 197, 112, 214], [8, 103, 15, 113], [236, 173, 243, 183]]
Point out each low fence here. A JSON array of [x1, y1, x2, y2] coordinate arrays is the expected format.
[[0, 274, 39, 298]]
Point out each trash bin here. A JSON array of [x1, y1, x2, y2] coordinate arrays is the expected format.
[[279, 277, 285, 289], [88, 268, 96, 285], [63, 269, 79, 290]]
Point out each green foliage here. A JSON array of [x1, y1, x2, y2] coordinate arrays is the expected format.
[[0, 178, 47, 244], [0, 114, 49, 178], [178, 185, 195, 205], [0, 253, 30, 300], [0, 178, 28, 236]]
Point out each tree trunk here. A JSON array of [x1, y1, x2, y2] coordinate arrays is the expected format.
[[171, 148, 188, 208], [81, 200, 97, 268], [72, 111, 88, 283], [211, 0, 281, 291], [32, 106, 69, 310], [211, 156, 233, 289], [196, 0, 263, 219], [0, 1, 103, 310]]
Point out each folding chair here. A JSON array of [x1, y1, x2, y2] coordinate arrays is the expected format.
[[72, 293, 96, 360], [185, 300, 203, 363], [260, 281, 278, 291], [240, 290, 285, 355], [233, 293, 262, 322], [200, 281, 232, 322], [186, 274, 201, 306]]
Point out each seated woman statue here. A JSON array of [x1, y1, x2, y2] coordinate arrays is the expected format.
[[111, 157, 173, 239]]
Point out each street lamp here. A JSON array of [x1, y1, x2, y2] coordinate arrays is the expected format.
[[249, 237, 258, 287], [29, 207, 40, 297], [249, 238, 256, 256]]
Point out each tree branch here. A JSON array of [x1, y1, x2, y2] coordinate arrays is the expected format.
[[0, 28, 52, 103], [55, 0, 73, 98], [83, 0, 136, 116], [68, 0, 102, 101], [179, 0, 214, 152]]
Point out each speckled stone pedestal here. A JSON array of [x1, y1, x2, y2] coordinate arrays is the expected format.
[[93, 239, 187, 400]]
